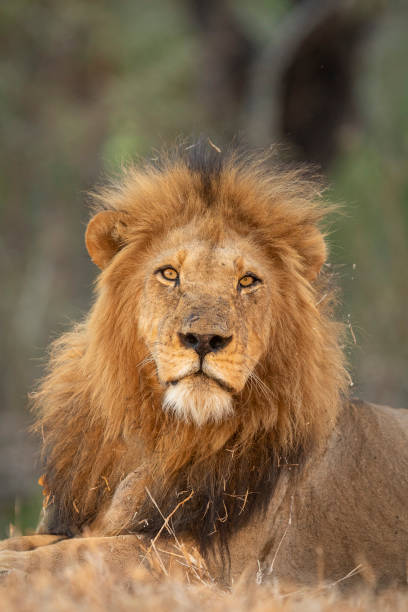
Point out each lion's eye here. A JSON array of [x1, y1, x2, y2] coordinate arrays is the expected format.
[[238, 274, 261, 290], [157, 267, 179, 282]]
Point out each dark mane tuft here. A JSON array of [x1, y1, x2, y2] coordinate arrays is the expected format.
[[184, 138, 227, 206]]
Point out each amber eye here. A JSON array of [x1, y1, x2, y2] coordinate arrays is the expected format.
[[238, 274, 261, 290], [158, 267, 179, 282]]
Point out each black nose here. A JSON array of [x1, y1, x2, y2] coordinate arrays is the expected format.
[[178, 332, 232, 358]]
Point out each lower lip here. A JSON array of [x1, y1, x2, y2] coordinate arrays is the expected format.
[[169, 373, 233, 393]]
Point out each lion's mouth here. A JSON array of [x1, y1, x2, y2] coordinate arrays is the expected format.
[[168, 371, 234, 394]]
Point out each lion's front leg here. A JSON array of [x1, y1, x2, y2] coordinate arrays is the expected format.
[[0, 534, 65, 552], [0, 535, 146, 577], [0, 533, 209, 582]]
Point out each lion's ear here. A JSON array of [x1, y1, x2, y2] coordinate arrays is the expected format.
[[85, 211, 130, 269], [299, 227, 327, 281]]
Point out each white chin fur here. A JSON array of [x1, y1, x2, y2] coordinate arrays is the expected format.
[[163, 377, 233, 426]]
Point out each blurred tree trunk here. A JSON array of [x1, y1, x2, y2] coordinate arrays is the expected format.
[[186, 0, 257, 137], [186, 0, 380, 168]]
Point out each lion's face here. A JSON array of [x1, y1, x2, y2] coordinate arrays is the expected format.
[[84, 153, 336, 434], [136, 226, 273, 425]]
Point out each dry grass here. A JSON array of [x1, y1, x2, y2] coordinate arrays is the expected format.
[[1, 542, 407, 612]]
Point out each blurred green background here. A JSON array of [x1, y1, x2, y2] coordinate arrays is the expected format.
[[0, 0, 407, 537]]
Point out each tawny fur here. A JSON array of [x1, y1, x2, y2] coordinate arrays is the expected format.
[[29, 145, 347, 545]]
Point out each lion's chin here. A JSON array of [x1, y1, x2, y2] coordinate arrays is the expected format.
[[162, 375, 234, 426]]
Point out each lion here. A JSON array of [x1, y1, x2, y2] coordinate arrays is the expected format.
[[1, 142, 407, 589]]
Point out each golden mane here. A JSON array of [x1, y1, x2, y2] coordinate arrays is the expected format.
[[32, 143, 348, 552]]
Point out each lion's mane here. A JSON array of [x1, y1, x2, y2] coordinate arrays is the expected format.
[[32, 143, 348, 553]]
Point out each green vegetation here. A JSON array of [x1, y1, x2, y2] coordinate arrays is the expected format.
[[0, 493, 42, 540]]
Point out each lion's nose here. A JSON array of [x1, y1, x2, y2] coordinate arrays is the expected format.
[[178, 332, 232, 358]]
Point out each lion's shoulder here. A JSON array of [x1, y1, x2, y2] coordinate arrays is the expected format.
[[341, 398, 408, 439], [313, 398, 408, 496]]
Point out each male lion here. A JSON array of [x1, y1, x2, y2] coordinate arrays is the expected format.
[[1, 143, 407, 589]]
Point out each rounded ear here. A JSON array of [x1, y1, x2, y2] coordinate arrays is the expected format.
[[85, 211, 130, 269], [299, 227, 327, 281]]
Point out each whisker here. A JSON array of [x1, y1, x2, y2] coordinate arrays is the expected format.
[[252, 375, 274, 401], [244, 365, 275, 404], [242, 353, 267, 374], [136, 355, 155, 370]]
